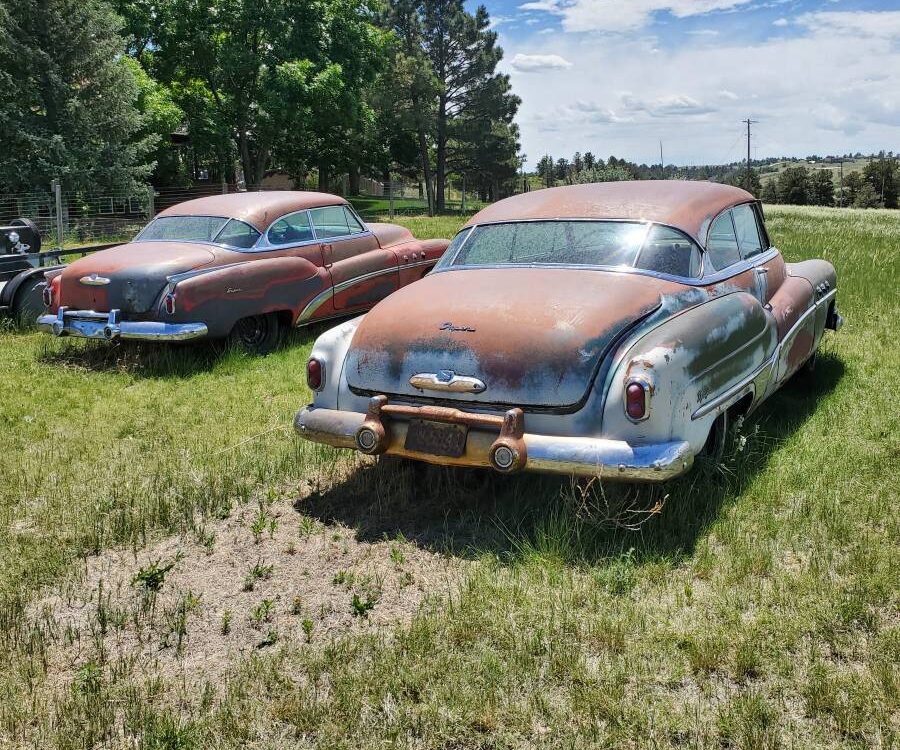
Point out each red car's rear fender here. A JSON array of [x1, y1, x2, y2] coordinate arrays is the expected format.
[[169, 257, 328, 337]]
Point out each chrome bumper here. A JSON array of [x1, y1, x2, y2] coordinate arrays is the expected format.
[[37, 307, 208, 342], [294, 400, 694, 482]]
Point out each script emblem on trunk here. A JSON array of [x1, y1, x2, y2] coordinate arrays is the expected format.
[[79, 273, 110, 286], [439, 321, 475, 332]]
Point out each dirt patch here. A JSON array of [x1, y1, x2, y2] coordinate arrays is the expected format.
[[30, 493, 466, 687]]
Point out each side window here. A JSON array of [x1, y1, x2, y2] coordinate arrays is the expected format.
[[706, 211, 741, 271], [635, 225, 701, 278], [215, 219, 260, 249], [343, 207, 366, 234], [267, 211, 314, 245], [731, 204, 764, 259], [310, 206, 351, 239]]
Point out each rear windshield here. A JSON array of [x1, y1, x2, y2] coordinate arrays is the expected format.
[[437, 220, 702, 278], [137, 216, 261, 249]]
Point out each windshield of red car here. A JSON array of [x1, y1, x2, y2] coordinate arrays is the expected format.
[[137, 216, 261, 249], [438, 220, 702, 278]]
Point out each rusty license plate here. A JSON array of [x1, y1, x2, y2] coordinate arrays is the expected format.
[[404, 419, 468, 458]]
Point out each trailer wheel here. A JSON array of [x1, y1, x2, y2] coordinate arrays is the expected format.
[[9, 218, 41, 254], [11, 275, 46, 326]]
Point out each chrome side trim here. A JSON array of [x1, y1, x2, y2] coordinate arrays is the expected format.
[[166, 260, 256, 285], [692, 356, 772, 420], [409, 372, 486, 394], [296, 263, 412, 324]]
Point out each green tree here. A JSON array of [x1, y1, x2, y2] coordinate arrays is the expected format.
[[418, 0, 519, 210], [154, 0, 387, 189], [0, 0, 154, 194], [760, 179, 778, 204], [536, 154, 555, 188], [810, 169, 835, 206], [571, 165, 631, 184], [862, 156, 898, 208], [852, 182, 879, 209], [776, 166, 810, 205], [583, 152, 596, 170]]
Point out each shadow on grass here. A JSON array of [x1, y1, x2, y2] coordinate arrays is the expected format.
[[297, 351, 844, 565], [32, 324, 328, 379]]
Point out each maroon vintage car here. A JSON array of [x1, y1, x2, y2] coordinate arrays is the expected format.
[[38, 192, 448, 352]]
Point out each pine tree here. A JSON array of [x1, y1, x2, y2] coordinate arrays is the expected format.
[[0, 0, 154, 193]]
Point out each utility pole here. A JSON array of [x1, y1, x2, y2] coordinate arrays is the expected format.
[[743, 117, 757, 191], [839, 159, 844, 208], [659, 140, 664, 178]]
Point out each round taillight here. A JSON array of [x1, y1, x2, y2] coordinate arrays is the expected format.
[[625, 382, 647, 420], [42, 283, 53, 307], [306, 358, 324, 391]]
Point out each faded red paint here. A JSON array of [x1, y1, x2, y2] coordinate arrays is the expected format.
[[466, 181, 755, 244]]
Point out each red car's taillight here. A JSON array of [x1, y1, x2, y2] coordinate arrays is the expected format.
[[43, 276, 60, 308], [307, 358, 324, 391], [163, 292, 176, 315], [625, 381, 647, 420]]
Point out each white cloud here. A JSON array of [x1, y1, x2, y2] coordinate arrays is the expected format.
[[510, 53, 574, 71], [772, 17, 789, 27], [687, 28, 720, 36], [518, 0, 756, 33], [798, 10, 900, 39], [500, 9, 900, 166]]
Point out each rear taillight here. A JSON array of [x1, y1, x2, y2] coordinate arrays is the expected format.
[[163, 292, 176, 315], [307, 358, 324, 391], [625, 381, 648, 421], [43, 276, 60, 308]]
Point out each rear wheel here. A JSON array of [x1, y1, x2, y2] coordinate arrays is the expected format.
[[228, 313, 282, 355], [696, 412, 729, 475]]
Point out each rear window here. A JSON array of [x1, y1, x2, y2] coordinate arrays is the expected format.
[[437, 220, 701, 278], [138, 216, 260, 249]]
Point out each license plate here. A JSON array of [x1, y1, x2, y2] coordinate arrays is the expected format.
[[404, 420, 468, 458]]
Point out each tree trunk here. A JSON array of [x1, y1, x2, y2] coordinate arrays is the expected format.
[[417, 126, 434, 217], [348, 165, 360, 196], [435, 94, 447, 212], [238, 130, 253, 189], [318, 160, 330, 192]]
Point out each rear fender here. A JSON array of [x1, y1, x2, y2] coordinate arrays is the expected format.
[[392, 238, 450, 284], [602, 291, 778, 453], [169, 257, 327, 337], [0, 265, 62, 308]]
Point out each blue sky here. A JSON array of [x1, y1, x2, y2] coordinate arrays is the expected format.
[[483, 0, 900, 167]]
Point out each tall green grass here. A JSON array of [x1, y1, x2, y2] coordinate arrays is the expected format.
[[0, 207, 897, 747]]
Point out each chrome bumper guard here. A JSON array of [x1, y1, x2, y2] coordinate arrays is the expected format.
[[37, 307, 208, 342], [294, 397, 694, 481]]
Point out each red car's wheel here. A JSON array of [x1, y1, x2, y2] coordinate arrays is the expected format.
[[228, 313, 282, 355]]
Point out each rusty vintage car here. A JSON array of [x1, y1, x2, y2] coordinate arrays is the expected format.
[[37, 192, 449, 352], [293, 181, 842, 480]]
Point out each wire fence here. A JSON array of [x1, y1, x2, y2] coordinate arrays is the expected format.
[[0, 175, 483, 255]]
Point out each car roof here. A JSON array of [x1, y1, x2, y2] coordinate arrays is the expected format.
[[156, 191, 348, 232], [465, 180, 756, 244]]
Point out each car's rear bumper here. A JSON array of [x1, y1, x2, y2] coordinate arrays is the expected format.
[[294, 397, 694, 481], [37, 307, 208, 342]]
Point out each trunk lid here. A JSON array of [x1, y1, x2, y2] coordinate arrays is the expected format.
[[59, 241, 217, 314], [345, 267, 684, 409]]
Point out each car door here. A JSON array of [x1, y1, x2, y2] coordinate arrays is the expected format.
[[309, 205, 399, 311]]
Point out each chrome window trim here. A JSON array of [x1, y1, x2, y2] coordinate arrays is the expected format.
[[731, 203, 765, 261], [432, 245, 779, 287], [135, 215, 265, 252], [261, 209, 317, 249], [435, 219, 707, 281]]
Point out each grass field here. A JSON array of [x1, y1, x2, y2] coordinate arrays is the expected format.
[[759, 158, 870, 185], [0, 206, 897, 748]]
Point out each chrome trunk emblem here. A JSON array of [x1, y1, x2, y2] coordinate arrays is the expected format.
[[409, 371, 486, 394], [80, 273, 110, 286], [439, 321, 476, 333]]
